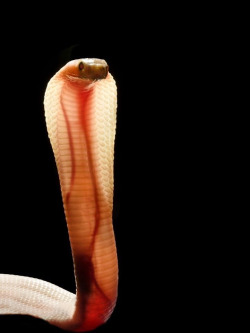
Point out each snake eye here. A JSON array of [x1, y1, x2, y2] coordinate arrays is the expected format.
[[79, 62, 84, 70]]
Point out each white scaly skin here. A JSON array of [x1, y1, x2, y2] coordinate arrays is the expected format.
[[0, 59, 118, 332]]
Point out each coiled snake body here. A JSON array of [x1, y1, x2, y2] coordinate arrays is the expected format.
[[0, 59, 118, 332]]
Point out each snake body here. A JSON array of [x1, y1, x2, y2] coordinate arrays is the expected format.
[[0, 59, 118, 332]]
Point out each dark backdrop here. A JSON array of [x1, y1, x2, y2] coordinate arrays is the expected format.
[[0, 5, 214, 331], [0, 15, 169, 332]]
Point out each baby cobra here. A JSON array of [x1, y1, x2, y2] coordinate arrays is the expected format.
[[0, 58, 118, 332]]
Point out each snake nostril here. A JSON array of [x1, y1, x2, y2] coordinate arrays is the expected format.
[[79, 62, 84, 70]]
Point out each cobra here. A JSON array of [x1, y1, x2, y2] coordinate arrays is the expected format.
[[0, 58, 118, 332]]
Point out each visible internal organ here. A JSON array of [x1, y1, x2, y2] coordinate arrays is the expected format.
[[57, 80, 117, 330]]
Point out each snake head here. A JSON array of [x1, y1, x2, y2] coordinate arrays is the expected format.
[[63, 58, 109, 86], [78, 58, 109, 80]]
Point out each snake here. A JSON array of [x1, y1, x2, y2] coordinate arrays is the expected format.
[[0, 58, 118, 332]]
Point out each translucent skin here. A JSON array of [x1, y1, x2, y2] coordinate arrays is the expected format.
[[0, 59, 118, 332]]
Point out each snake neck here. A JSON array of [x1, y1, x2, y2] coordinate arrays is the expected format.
[[45, 76, 118, 331]]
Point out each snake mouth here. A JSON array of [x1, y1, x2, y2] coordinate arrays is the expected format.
[[78, 58, 109, 80]]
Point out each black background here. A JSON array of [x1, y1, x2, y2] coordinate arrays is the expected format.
[[0, 9, 173, 332], [0, 5, 226, 332]]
